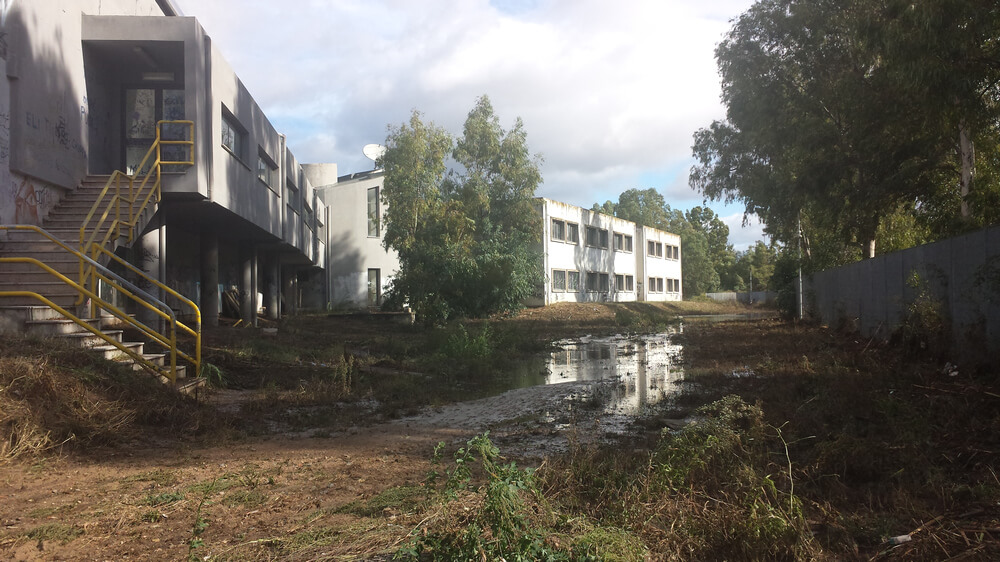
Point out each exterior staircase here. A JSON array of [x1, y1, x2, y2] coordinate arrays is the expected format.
[[0, 175, 197, 390], [0, 121, 201, 392]]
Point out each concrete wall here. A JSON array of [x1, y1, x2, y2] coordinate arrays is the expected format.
[[0, 0, 174, 225], [706, 291, 776, 304], [311, 168, 399, 310], [807, 224, 1000, 362]]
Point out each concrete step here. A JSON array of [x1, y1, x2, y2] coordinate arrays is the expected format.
[[0, 254, 81, 271], [0, 268, 82, 284], [89, 341, 146, 361], [59, 328, 125, 347], [24, 316, 104, 336]]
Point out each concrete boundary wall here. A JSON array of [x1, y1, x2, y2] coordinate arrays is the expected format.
[[806, 224, 1000, 361], [706, 291, 776, 305]]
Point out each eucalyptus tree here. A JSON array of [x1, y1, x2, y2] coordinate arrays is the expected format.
[[380, 97, 542, 323], [691, 0, 952, 260]]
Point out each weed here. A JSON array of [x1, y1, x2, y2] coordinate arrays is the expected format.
[[223, 489, 268, 508], [143, 491, 184, 507], [140, 509, 163, 523], [200, 361, 226, 388], [25, 523, 84, 543], [402, 433, 595, 561], [123, 468, 179, 487], [335, 485, 428, 517], [188, 478, 218, 561]]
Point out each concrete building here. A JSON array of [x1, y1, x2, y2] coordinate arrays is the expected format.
[[0, 0, 329, 326], [307, 166, 399, 310], [532, 198, 682, 305]]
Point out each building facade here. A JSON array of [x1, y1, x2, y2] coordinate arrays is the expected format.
[[309, 166, 399, 310], [532, 198, 682, 305]]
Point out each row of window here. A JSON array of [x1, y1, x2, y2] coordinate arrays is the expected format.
[[647, 277, 681, 293], [551, 219, 676, 259], [551, 270, 678, 294], [222, 108, 279, 189], [646, 240, 680, 260]]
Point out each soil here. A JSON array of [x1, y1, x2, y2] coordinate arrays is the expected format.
[[0, 302, 715, 561]]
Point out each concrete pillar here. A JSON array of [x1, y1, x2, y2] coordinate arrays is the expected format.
[[200, 232, 219, 327], [264, 251, 280, 320], [282, 266, 298, 317], [138, 221, 165, 331], [240, 243, 258, 326]]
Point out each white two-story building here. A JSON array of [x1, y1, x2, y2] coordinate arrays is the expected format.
[[531, 198, 682, 305]]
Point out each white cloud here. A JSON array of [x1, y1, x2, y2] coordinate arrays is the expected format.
[[175, 0, 765, 245]]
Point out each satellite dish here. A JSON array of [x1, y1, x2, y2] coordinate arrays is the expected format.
[[362, 144, 386, 166]]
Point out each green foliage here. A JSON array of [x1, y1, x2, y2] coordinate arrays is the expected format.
[[200, 361, 225, 388], [381, 96, 543, 324], [690, 0, 1000, 264], [897, 270, 950, 359], [403, 433, 596, 561]]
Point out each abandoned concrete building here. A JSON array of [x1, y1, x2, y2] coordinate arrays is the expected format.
[[0, 1, 682, 384], [531, 198, 682, 306]]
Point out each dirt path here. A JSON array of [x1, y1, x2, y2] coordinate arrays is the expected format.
[[1, 376, 615, 561]]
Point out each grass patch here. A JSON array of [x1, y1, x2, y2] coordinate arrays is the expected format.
[[24, 523, 84, 543], [335, 485, 429, 517], [142, 491, 184, 507]]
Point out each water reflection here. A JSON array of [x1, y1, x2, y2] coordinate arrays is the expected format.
[[538, 331, 684, 415]]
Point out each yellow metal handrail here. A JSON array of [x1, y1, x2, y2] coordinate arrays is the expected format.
[[0, 257, 180, 382], [90, 243, 201, 376], [78, 120, 195, 294], [0, 225, 200, 380]]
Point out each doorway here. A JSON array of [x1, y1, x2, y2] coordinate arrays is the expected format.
[[124, 87, 185, 174]]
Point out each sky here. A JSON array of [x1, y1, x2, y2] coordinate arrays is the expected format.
[[172, 0, 766, 249]]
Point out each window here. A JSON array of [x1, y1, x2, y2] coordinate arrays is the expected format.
[[367, 187, 380, 237], [552, 269, 567, 292], [613, 232, 633, 252], [615, 274, 633, 291], [668, 279, 680, 293], [221, 110, 245, 160], [567, 223, 579, 243], [649, 277, 665, 293], [666, 245, 679, 260], [586, 226, 609, 248], [551, 219, 565, 241], [586, 272, 610, 292], [551, 219, 580, 243], [647, 240, 663, 258], [368, 269, 381, 307], [257, 152, 277, 187], [567, 270, 580, 292]]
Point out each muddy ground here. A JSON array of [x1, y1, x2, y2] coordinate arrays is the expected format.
[[0, 302, 715, 561]]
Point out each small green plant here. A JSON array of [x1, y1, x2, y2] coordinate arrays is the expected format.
[[25, 523, 84, 543], [188, 478, 218, 561], [143, 491, 184, 507], [401, 433, 593, 561], [200, 362, 226, 388]]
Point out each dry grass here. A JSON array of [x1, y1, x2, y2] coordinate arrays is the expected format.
[[0, 334, 213, 464]]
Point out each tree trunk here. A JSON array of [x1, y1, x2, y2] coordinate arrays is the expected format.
[[959, 120, 975, 221], [866, 238, 876, 259]]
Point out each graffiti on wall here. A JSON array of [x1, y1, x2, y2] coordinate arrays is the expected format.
[[0, 177, 51, 225]]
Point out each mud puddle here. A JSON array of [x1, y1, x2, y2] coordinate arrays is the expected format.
[[397, 330, 687, 458]]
